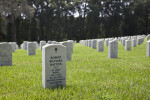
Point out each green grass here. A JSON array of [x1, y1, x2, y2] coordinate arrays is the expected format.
[[0, 40, 150, 100]]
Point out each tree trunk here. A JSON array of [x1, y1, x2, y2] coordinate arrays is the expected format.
[[11, 15, 17, 42], [83, 0, 87, 40], [58, 1, 61, 41]]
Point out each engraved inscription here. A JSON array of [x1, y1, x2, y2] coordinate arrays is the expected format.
[[47, 55, 65, 86]]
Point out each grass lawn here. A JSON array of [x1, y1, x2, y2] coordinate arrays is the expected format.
[[0, 40, 150, 99]]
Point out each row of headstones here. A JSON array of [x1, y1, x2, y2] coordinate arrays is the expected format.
[[0, 42, 19, 66], [0, 36, 149, 89], [79, 34, 150, 58], [23, 40, 74, 89], [119, 36, 144, 47], [20, 40, 75, 61], [42, 35, 150, 89], [20, 40, 77, 51], [0, 40, 76, 89], [20, 41, 38, 55], [0, 40, 75, 67]]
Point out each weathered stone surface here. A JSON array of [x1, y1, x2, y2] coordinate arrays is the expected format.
[[88, 40, 91, 47], [122, 39, 125, 46], [33, 41, 38, 49], [125, 40, 131, 51], [105, 39, 109, 46], [21, 44, 23, 49], [91, 40, 97, 49], [27, 42, 37, 55], [68, 40, 74, 53], [23, 41, 27, 50], [52, 41, 57, 44], [16, 45, 18, 49], [0, 43, 12, 66], [42, 44, 66, 89], [146, 34, 150, 40], [97, 40, 104, 52], [137, 38, 141, 45], [48, 41, 52, 44], [132, 39, 137, 47], [9, 42, 16, 52], [147, 41, 150, 57], [68, 41, 74, 54], [40, 41, 46, 51], [61, 41, 72, 61], [108, 40, 118, 58]]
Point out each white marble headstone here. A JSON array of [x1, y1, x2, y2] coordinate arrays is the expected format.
[[48, 41, 52, 44], [42, 44, 66, 88], [33, 41, 38, 49], [91, 40, 97, 49], [97, 40, 104, 52], [68, 41, 73, 54], [137, 38, 141, 45], [88, 40, 91, 47], [132, 39, 137, 47], [52, 41, 57, 44], [125, 40, 131, 51], [9, 42, 16, 52], [0, 43, 12, 66], [27, 42, 37, 55], [68, 40, 74, 53], [147, 41, 150, 57], [105, 39, 109, 46], [16, 45, 18, 50], [40, 41, 46, 51], [23, 41, 27, 50], [146, 34, 150, 40], [108, 40, 118, 58], [21, 44, 23, 49], [61, 42, 72, 61], [122, 39, 125, 46]]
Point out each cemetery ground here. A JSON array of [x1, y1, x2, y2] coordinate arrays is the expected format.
[[0, 41, 150, 99]]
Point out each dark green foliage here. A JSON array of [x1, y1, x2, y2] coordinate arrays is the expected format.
[[0, 0, 150, 44], [0, 16, 7, 42]]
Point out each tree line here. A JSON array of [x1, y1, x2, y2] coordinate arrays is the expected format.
[[0, 0, 150, 45]]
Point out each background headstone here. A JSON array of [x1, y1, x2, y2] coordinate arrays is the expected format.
[[9, 42, 16, 52], [61, 42, 72, 61], [0, 43, 12, 66], [125, 40, 131, 51], [97, 40, 104, 52], [147, 41, 150, 57], [88, 40, 91, 47], [21, 44, 23, 49], [132, 39, 137, 47], [137, 38, 141, 45], [48, 41, 52, 44], [122, 39, 125, 46], [108, 40, 118, 58], [146, 34, 150, 40], [105, 39, 109, 46], [91, 40, 97, 49], [27, 42, 37, 55], [33, 41, 38, 49], [68, 41, 73, 54], [40, 41, 46, 51], [16, 45, 18, 50], [23, 41, 27, 50]]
